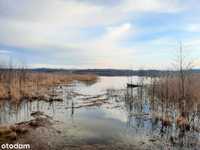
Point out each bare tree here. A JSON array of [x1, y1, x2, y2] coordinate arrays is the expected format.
[[175, 42, 194, 114]]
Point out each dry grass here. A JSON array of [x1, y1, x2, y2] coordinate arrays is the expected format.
[[149, 73, 200, 113], [0, 70, 98, 102]]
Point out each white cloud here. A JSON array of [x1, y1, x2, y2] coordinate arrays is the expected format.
[[81, 23, 135, 68], [104, 23, 132, 42], [0, 0, 185, 49], [119, 0, 185, 13], [185, 23, 200, 32], [0, 0, 188, 68]]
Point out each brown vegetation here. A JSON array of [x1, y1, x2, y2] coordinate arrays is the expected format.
[[148, 71, 200, 142], [0, 70, 98, 102], [149, 73, 200, 114], [176, 115, 189, 130]]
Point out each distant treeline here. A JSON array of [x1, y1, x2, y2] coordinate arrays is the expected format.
[[1, 68, 198, 77]]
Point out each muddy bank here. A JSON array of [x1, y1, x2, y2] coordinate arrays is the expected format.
[[0, 113, 168, 150], [0, 112, 62, 150]]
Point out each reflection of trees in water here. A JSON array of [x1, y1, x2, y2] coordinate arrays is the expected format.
[[0, 100, 55, 124], [0, 85, 77, 124], [71, 99, 74, 118], [0, 101, 21, 124], [124, 87, 148, 133], [124, 86, 200, 148]]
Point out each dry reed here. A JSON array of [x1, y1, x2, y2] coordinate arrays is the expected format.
[[0, 70, 98, 102]]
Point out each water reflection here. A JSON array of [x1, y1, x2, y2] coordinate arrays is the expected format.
[[0, 77, 199, 149]]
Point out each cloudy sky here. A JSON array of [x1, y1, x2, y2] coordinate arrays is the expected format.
[[0, 0, 200, 69]]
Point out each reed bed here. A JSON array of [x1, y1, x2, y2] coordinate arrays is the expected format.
[[0, 70, 98, 102], [149, 73, 200, 116]]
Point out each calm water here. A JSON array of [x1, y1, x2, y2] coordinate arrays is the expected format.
[[0, 76, 152, 137], [0, 76, 145, 124], [0, 76, 199, 149]]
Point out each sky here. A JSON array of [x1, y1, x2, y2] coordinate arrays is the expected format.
[[0, 0, 200, 69]]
